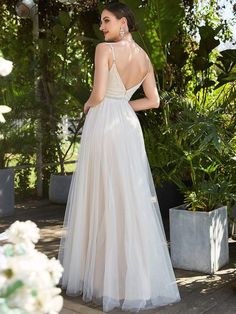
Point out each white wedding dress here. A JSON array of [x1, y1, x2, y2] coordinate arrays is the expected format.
[[58, 43, 181, 312]]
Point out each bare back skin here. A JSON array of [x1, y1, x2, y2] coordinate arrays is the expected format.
[[107, 41, 150, 90]]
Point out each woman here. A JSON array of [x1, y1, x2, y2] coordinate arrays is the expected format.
[[58, 2, 181, 312]]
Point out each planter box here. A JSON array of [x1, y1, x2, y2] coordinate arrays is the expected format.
[[169, 205, 229, 274], [156, 181, 184, 219], [0, 169, 14, 217], [49, 174, 72, 204]]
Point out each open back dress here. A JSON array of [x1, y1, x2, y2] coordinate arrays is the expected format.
[[58, 43, 181, 312]]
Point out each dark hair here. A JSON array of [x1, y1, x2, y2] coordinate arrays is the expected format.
[[103, 2, 138, 32]]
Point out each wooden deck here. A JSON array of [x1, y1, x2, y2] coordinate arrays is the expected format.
[[0, 199, 236, 314]]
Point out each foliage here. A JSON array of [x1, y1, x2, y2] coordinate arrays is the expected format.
[[0, 0, 235, 199], [0, 0, 98, 195], [140, 0, 236, 212], [141, 0, 184, 79], [144, 84, 236, 212]]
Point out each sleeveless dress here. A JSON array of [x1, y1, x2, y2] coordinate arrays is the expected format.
[[58, 43, 181, 312]]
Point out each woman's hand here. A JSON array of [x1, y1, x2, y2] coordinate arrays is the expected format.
[[84, 102, 91, 114]]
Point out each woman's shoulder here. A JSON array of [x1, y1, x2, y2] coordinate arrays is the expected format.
[[95, 42, 111, 51], [94, 43, 111, 60]]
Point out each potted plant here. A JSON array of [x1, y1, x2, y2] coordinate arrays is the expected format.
[[142, 17, 236, 271], [165, 93, 236, 274], [143, 83, 236, 273]]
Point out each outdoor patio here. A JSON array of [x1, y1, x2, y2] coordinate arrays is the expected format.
[[0, 199, 236, 314]]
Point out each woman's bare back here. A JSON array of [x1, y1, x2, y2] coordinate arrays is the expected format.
[[107, 41, 150, 91]]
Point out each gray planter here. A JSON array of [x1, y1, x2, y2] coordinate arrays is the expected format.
[[49, 174, 72, 204], [0, 169, 15, 217], [169, 205, 229, 274]]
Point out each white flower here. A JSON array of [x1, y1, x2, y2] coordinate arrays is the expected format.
[[0, 105, 11, 123], [0, 221, 63, 314], [48, 295, 64, 314], [0, 247, 7, 289], [0, 274, 7, 289], [0, 247, 7, 270], [0, 232, 8, 241], [33, 288, 63, 313], [0, 57, 13, 76], [6, 220, 40, 248], [47, 257, 64, 285], [7, 285, 37, 311]]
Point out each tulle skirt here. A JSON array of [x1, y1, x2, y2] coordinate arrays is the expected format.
[[58, 96, 181, 312]]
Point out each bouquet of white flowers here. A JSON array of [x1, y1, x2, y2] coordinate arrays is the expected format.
[[0, 220, 64, 314]]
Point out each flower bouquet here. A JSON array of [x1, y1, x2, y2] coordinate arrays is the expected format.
[[0, 220, 64, 314]]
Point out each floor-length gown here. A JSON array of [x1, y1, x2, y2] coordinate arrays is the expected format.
[[58, 43, 181, 312]]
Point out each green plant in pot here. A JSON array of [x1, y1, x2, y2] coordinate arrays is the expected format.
[[143, 82, 236, 273], [166, 103, 236, 210], [163, 90, 236, 273]]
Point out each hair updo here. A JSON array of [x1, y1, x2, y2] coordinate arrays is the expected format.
[[103, 2, 138, 32]]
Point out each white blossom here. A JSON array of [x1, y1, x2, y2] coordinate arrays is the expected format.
[[0, 247, 7, 289], [6, 220, 40, 248], [47, 257, 64, 285], [0, 220, 63, 314], [0, 247, 7, 269], [0, 57, 13, 76], [0, 105, 11, 123], [32, 288, 63, 313]]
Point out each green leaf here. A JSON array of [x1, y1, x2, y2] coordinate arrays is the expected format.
[[125, 0, 183, 69], [58, 11, 71, 29], [168, 43, 188, 68], [31, 289, 37, 297], [1, 280, 24, 298], [217, 49, 236, 73], [154, 0, 184, 45], [3, 244, 14, 257], [52, 24, 66, 40], [193, 56, 209, 71], [197, 25, 221, 57]]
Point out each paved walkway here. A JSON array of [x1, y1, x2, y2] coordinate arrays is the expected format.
[[0, 200, 236, 314]]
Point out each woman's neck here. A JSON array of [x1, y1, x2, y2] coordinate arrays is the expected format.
[[117, 33, 134, 43]]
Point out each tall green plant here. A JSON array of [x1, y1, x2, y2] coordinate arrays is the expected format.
[[143, 89, 236, 212]]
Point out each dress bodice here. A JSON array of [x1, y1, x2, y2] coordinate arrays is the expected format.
[[104, 43, 147, 101]]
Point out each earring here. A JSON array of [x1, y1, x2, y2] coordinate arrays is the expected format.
[[119, 26, 125, 38]]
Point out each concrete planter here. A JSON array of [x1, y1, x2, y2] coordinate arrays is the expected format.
[[0, 168, 15, 217], [49, 174, 72, 204], [169, 205, 229, 274]]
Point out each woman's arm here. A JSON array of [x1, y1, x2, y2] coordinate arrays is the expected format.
[[129, 63, 160, 112], [84, 43, 110, 113]]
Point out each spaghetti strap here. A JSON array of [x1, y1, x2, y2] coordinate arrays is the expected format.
[[146, 56, 151, 75], [136, 58, 150, 85], [141, 57, 151, 82], [107, 43, 116, 63]]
